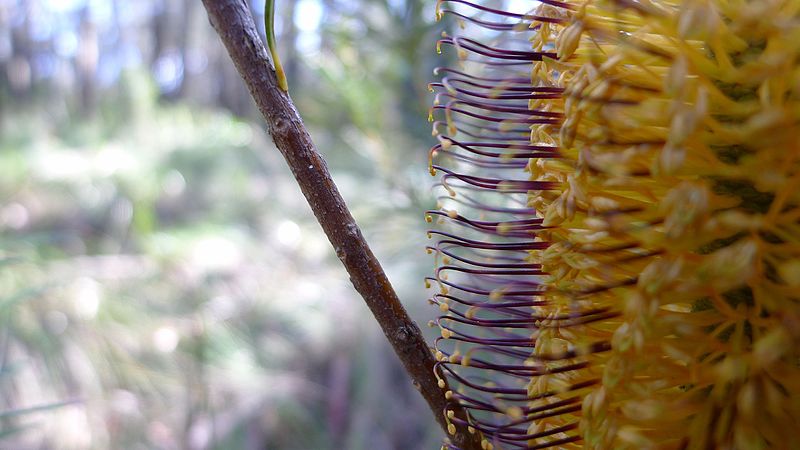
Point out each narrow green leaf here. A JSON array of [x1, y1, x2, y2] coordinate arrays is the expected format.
[[0, 423, 32, 440], [265, 0, 289, 91], [0, 399, 80, 420]]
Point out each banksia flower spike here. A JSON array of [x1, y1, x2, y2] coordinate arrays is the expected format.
[[426, 1, 800, 449]]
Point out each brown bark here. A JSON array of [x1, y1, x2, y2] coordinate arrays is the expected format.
[[200, 2, 482, 449]]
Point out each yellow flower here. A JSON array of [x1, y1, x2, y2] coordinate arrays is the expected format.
[[428, 0, 800, 448]]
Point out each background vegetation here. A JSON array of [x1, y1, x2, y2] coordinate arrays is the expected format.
[[0, 0, 456, 448]]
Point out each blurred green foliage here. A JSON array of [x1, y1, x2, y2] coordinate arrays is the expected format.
[[0, 0, 455, 444]]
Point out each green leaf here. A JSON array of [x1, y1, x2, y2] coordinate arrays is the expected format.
[[0, 399, 81, 420], [0, 285, 51, 311], [0, 423, 33, 440]]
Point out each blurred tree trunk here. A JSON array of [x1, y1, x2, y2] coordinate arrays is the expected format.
[[175, 0, 197, 99], [281, 0, 298, 84], [151, 0, 167, 67], [7, 0, 32, 101], [326, 352, 351, 448], [0, 2, 10, 125], [76, 6, 98, 117]]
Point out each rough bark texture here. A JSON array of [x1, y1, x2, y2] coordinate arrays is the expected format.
[[200, 2, 482, 449]]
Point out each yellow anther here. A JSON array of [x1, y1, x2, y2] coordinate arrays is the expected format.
[[507, 406, 524, 420], [496, 222, 511, 235], [435, 1, 444, 21], [448, 352, 460, 363]]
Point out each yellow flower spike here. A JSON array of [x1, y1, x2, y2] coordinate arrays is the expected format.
[[428, 0, 800, 448]]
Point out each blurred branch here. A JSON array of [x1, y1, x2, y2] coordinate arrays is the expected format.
[[200, 1, 481, 448]]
